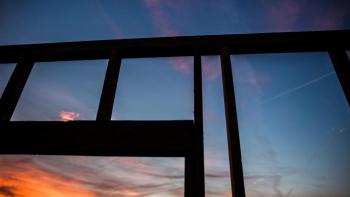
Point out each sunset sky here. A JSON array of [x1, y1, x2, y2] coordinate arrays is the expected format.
[[0, 0, 350, 196]]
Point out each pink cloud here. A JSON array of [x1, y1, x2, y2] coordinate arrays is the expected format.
[[144, 0, 197, 77], [143, 0, 158, 7], [202, 56, 221, 81], [262, 0, 301, 31], [169, 56, 221, 80], [261, 0, 349, 31], [312, 5, 350, 30], [111, 157, 152, 171], [144, 1, 223, 81], [94, 1, 124, 38], [146, 0, 187, 11], [245, 71, 271, 90], [143, 0, 178, 36], [169, 58, 192, 75], [203, 110, 218, 122], [59, 111, 80, 122]]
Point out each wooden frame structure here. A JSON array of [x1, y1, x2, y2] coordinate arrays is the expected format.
[[0, 30, 349, 196]]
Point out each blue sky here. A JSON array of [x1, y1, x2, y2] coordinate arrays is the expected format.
[[0, 0, 350, 196]]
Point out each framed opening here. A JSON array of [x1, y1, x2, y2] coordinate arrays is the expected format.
[[231, 52, 350, 197], [11, 60, 107, 121], [112, 57, 193, 120]]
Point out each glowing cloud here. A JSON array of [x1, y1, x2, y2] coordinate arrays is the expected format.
[[0, 162, 95, 197], [59, 111, 80, 122], [0, 156, 185, 196]]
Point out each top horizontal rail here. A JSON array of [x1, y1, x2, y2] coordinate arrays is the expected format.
[[0, 30, 349, 63]]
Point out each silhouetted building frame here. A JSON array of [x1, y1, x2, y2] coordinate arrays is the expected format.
[[0, 30, 349, 197]]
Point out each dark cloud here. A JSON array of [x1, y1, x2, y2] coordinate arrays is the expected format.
[[205, 171, 230, 178], [245, 174, 293, 197], [0, 186, 15, 197]]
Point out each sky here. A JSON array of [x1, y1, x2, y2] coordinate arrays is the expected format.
[[0, 0, 350, 197]]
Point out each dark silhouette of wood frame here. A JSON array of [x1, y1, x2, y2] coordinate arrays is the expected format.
[[0, 30, 349, 197]]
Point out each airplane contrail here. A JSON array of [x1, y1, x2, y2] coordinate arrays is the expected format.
[[263, 71, 336, 103]]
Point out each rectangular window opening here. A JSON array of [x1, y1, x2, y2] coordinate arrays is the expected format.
[[11, 60, 108, 121], [112, 57, 193, 120], [231, 52, 350, 197]]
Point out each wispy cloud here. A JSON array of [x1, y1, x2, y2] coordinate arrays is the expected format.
[[169, 58, 192, 75], [261, 0, 301, 31], [168, 56, 221, 81], [331, 127, 348, 134], [143, 0, 177, 36], [261, 0, 350, 32], [245, 174, 293, 197], [0, 156, 185, 196], [143, 1, 222, 82], [59, 111, 80, 122], [264, 71, 335, 103], [311, 1, 350, 30], [202, 56, 221, 81], [0, 159, 96, 197], [313, 11, 349, 30], [94, 1, 124, 38], [203, 110, 219, 122], [143, 0, 198, 78], [339, 128, 347, 133]]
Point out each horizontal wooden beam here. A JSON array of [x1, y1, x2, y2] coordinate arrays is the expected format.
[[0, 30, 349, 63], [0, 120, 194, 157]]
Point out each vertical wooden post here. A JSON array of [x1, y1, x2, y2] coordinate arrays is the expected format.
[[186, 54, 205, 197], [194, 54, 205, 196], [185, 154, 194, 197], [329, 50, 350, 106], [220, 47, 246, 197], [96, 50, 122, 121], [0, 57, 34, 121]]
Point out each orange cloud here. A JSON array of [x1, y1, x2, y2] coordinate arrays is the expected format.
[[0, 156, 185, 197], [59, 111, 80, 122], [115, 189, 140, 196], [0, 162, 95, 197]]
